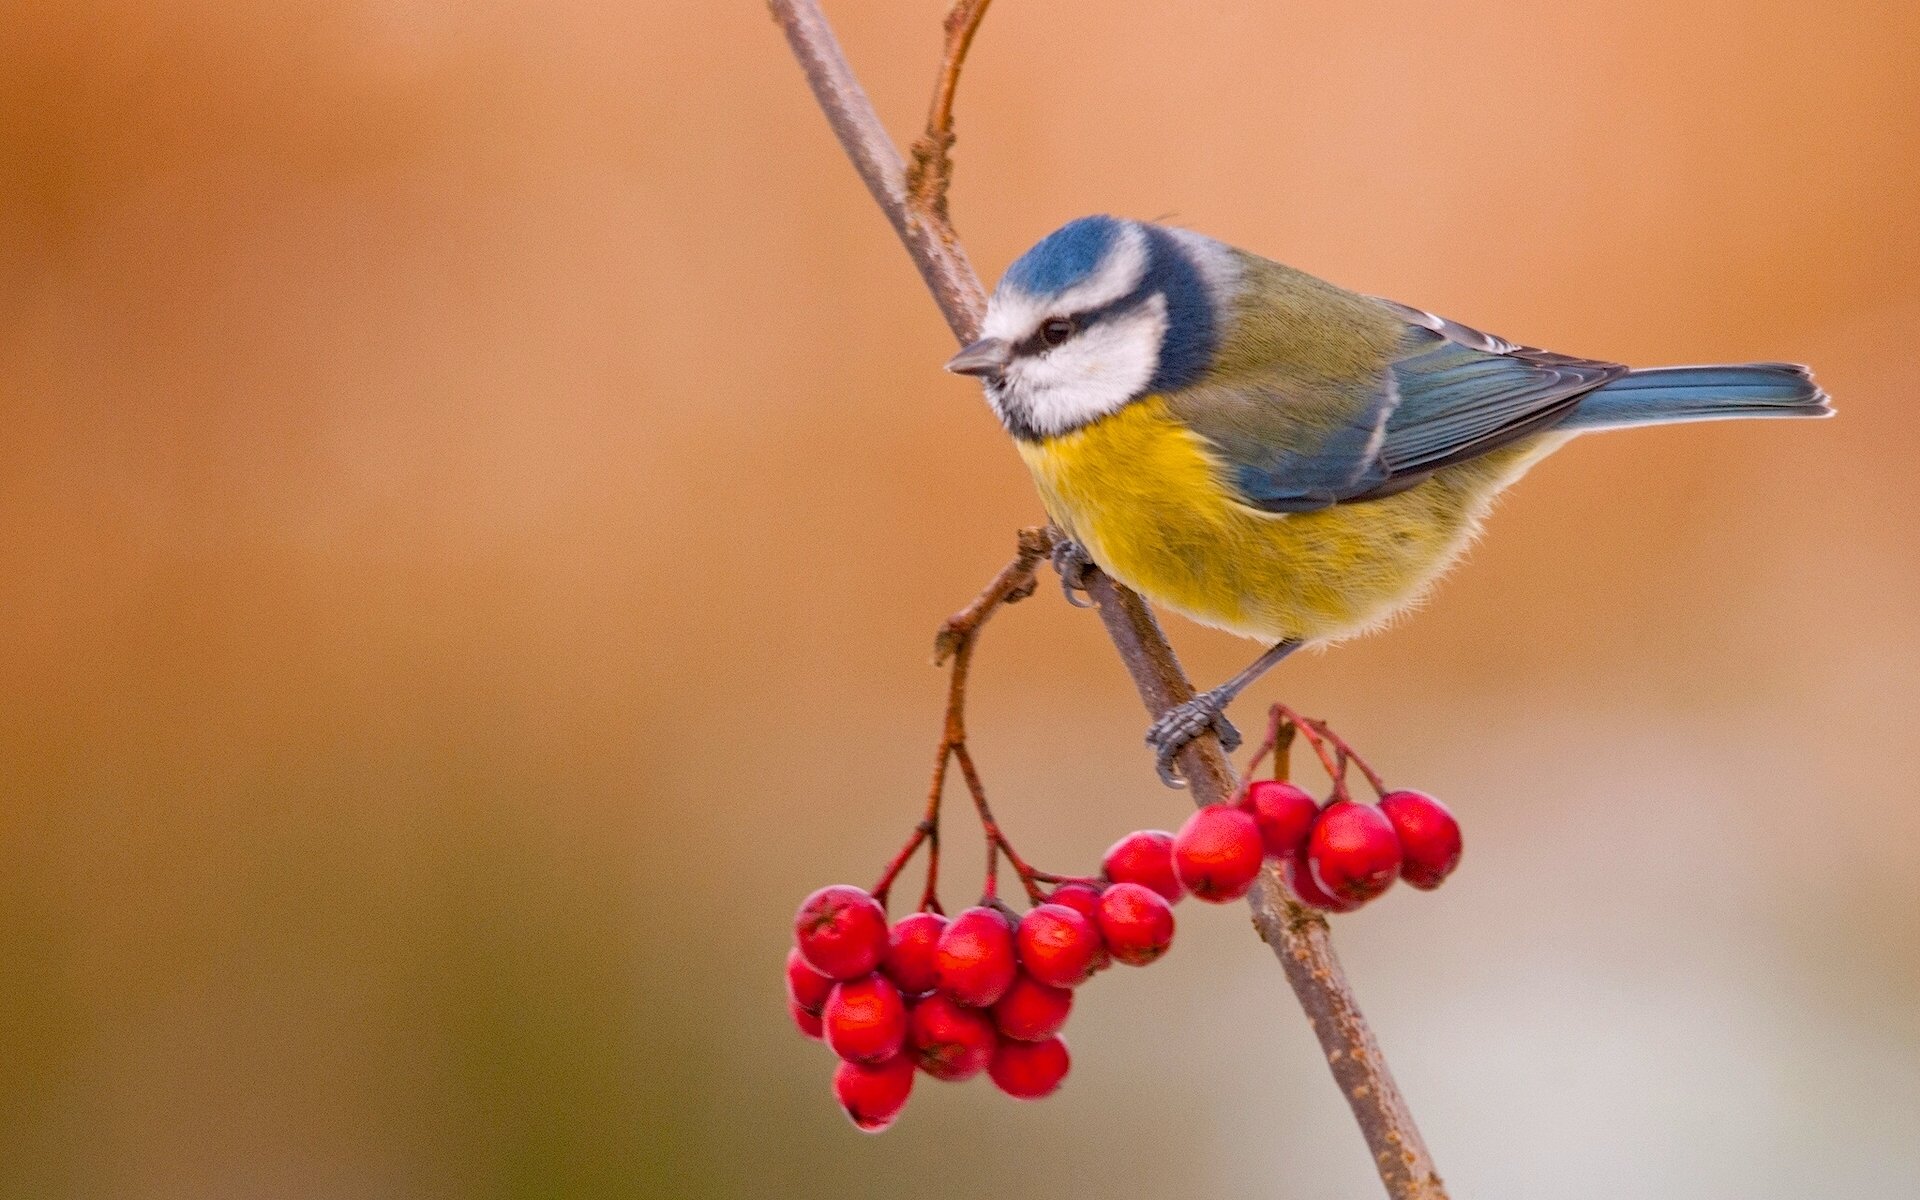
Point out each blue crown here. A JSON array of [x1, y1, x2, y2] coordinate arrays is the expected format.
[[1001, 215, 1125, 295]]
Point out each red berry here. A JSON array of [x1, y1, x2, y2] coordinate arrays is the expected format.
[[793, 885, 889, 980], [1239, 779, 1320, 859], [1379, 790, 1463, 890], [991, 973, 1073, 1041], [1016, 903, 1101, 987], [1308, 801, 1402, 906], [1044, 883, 1111, 972], [989, 1034, 1070, 1100], [823, 974, 908, 1064], [833, 1054, 915, 1132], [1101, 830, 1186, 903], [883, 911, 947, 994], [1095, 881, 1176, 966], [1281, 844, 1359, 912], [1172, 803, 1265, 902], [907, 993, 996, 1081], [786, 947, 835, 1017], [1046, 882, 1102, 920], [789, 998, 825, 1040], [935, 906, 1018, 1006]]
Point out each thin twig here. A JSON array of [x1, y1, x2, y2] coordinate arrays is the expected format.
[[766, 4, 1444, 1195], [906, 0, 994, 222], [953, 740, 1047, 905], [766, 0, 985, 341], [1309, 717, 1393, 798], [877, 529, 1046, 909], [1236, 707, 1300, 787], [887, 527, 1055, 911], [1288, 709, 1358, 804], [871, 815, 935, 907]]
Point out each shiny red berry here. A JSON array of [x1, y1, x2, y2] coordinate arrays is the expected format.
[[1172, 803, 1265, 902], [786, 947, 835, 1017], [1095, 881, 1176, 966], [833, 1053, 915, 1132], [1239, 779, 1320, 859], [793, 885, 889, 980], [935, 906, 1018, 1006], [823, 974, 908, 1064], [1044, 883, 1111, 972], [883, 911, 947, 994], [907, 993, 996, 1081], [789, 998, 825, 1040], [991, 973, 1073, 1042], [1282, 844, 1359, 912], [1308, 801, 1403, 906], [1101, 830, 1186, 903], [1378, 790, 1463, 890], [1016, 903, 1101, 987], [989, 1034, 1070, 1100]]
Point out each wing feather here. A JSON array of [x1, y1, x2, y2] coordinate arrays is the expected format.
[[1183, 296, 1624, 512]]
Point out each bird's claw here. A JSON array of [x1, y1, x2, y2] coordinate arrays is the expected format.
[[1050, 537, 1096, 608], [1145, 691, 1241, 788]]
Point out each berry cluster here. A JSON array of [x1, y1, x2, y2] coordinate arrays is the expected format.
[[1238, 703, 1463, 911], [787, 614, 1464, 1134], [786, 850, 1197, 1132]]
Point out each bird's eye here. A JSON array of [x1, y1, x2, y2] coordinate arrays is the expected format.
[[1040, 317, 1076, 347]]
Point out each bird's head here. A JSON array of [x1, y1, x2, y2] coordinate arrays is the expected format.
[[947, 216, 1231, 441]]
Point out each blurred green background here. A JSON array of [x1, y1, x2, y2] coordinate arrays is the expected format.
[[3, 1, 1917, 1197]]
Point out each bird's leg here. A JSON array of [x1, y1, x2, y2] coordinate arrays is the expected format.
[[1146, 639, 1303, 787], [1049, 535, 1096, 608]]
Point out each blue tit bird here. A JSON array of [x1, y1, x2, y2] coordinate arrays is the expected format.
[[944, 215, 1832, 785]]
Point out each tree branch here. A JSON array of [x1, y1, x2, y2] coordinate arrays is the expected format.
[[766, 3, 1444, 1195], [767, 0, 985, 342]]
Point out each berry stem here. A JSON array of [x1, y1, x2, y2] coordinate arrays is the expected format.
[[982, 825, 999, 901], [870, 814, 934, 907], [1263, 703, 1361, 803], [1236, 706, 1301, 790], [1301, 714, 1391, 798], [954, 742, 1048, 905], [917, 820, 942, 914], [1027, 870, 1102, 888], [902, 528, 1057, 911]]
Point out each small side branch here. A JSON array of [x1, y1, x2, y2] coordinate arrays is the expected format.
[[876, 527, 1057, 911], [906, 0, 994, 222], [766, 0, 986, 341]]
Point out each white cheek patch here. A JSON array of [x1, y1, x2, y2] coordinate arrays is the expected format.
[[1001, 295, 1168, 436], [982, 224, 1150, 345]]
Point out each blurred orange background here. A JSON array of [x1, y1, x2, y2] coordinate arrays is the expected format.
[[3, 2, 1917, 1197]]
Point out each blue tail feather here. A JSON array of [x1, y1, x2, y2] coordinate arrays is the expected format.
[[1562, 363, 1832, 431]]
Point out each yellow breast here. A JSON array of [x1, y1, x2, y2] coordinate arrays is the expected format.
[[1015, 396, 1563, 643]]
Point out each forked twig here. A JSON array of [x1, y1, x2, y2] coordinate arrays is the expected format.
[[906, 0, 994, 221], [875, 527, 1057, 911]]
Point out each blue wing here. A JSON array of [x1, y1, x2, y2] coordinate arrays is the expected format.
[[1225, 300, 1626, 513]]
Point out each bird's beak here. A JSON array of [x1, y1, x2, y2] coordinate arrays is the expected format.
[[945, 337, 1013, 379]]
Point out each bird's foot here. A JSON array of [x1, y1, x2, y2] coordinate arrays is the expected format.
[[1145, 690, 1242, 788], [1050, 536, 1096, 608]]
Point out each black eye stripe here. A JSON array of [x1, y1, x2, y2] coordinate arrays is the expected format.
[[1012, 324, 1064, 356], [1014, 285, 1155, 357]]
